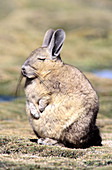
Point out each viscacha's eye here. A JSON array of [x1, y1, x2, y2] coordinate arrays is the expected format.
[[38, 58, 46, 61]]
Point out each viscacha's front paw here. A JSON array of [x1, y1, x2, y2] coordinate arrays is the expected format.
[[29, 102, 40, 119]]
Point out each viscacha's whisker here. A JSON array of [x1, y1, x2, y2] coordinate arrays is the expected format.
[[15, 73, 24, 97]]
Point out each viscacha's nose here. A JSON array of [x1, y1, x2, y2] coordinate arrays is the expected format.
[[21, 66, 26, 76]]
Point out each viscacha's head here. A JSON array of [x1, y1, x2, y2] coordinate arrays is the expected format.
[[21, 29, 66, 79]]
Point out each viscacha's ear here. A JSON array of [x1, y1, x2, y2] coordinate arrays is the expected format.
[[47, 29, 66, 59], [42, 29, 55, 47]]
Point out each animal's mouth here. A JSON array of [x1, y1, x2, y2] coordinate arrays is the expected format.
[[21, 69, 37, 79], [21, 65, 37, 79], [21, 66, 28, 77], [21, 69, 27, 77]]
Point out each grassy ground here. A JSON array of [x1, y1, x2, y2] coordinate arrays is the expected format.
[[0, 0, 112, 169]]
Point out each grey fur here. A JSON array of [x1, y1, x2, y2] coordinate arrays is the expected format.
[[21, 29, 102, 148]]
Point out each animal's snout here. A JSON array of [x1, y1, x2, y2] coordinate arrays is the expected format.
[[21, 66, 26, 77], [21, 65, 37, 78]]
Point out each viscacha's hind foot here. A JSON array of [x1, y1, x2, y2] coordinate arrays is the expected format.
[[37, 138, 64, 147]]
